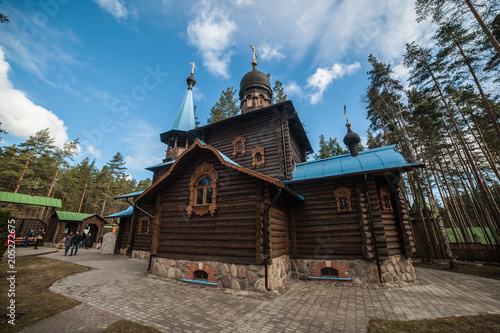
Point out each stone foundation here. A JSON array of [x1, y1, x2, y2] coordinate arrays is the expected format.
[[131, 250, 150, 260], [379, 255, 416, 283], [292, 255, 416, 284], [151, 255, 291, 292]]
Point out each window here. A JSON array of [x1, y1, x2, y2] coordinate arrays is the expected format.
[[195, 176, 213, 205], [259, 96, 263, 105], [334, 186, 352, 213], [138, 218, 150, 235], [321, 267, 339, 277], [247, 96, 252, 107], [379, 185, 393, 213], [193, 270, 208, 280], [187, 163, 218, 217], [252, 147, 265, 167], [232, 135, 247, 157], [291, 152, 296, 171]]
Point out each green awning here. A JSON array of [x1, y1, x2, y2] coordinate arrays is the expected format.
[[56, 211, 94, 222], [0, 191, 62, 208]]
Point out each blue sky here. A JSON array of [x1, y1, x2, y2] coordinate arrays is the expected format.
[[0, 0, 434, 181]]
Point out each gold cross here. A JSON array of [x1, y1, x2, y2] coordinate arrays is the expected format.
[[344, 105, 349, 123], [189, 62, 197, 75], [250, 44, 258, 61]]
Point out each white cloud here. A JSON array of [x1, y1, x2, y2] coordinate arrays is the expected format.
[[306, 62, 361, 104], [85, 143, 102, 158], [0, 47, 69, 147], [187, 0, 237, 79], [284, 81, 302, 98], [192, 86, 206, 101], [260, 43, 285, 62], [92, 0, 129, 20], [122, 120, 165, 171]]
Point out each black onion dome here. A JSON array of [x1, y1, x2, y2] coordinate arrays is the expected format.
[[239, 67, 272, 100], [186, 75, 196, 89], [343, 123, 361, 157]]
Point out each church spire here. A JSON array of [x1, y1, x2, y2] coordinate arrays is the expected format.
[[170, 63, 197, 131]]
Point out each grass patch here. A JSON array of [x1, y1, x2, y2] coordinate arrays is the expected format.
[[414, 261, 500, 280], [0, 256, 90, 332], [104, 320, 161, 333], [369, 314, 500, 332]]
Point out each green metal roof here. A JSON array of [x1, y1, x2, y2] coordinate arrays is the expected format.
[[0, 191, 62, 208], [55, 211, 94, 221]]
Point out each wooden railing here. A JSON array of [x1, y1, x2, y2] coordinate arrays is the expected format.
[[449, 242, 500, 263]]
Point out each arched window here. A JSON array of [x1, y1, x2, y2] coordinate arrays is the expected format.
[[193, 270, 208, 280], [232, 135, 246, 157], [321, 267, 339, 277], [259, 96, 263, 105], [247, 96, 252, 107], [334, 186, 352, 213], [187, 163, 218, 217], [252, 147, 265, 167]]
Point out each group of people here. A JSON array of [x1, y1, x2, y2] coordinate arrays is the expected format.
[[63, 231, 93, 256], [22, 228, 45, 248]]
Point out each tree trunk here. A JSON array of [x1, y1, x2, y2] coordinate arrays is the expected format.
[[465, 0, 500, 58]]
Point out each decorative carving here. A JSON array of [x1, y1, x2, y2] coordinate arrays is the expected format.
[[252, 146, 265, 167], [291, 152, 296, 171], [187, 163, 218, 217], [334, 186, 352, 213], [379, 185, 393, 213], [232, 135, 247, 157]]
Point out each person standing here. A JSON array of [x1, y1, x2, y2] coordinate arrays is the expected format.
[[64, 232, 74, 256], [85, 232, 93, 249], [70, 231, 81, 256], [33, 228, 45, 249], [81, 231, 87, 247], [23, 230, 33, 247]]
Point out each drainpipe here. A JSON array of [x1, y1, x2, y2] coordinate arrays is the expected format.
[[281, 122, 288, 180], [262, 188, 282, 291], [364, 173, 382, 283]]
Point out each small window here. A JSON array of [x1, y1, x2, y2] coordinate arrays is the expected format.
[[334, 186, 352, 213], [193, 270, 208, 280], [138, 218, 150, 235], [321, 267, 339, 277], [247, 96, 252, 107], [379, 185, 393, 213], [232, 135, 246, 157], [259, 96, 263, 105], [252, 147, 265, 167]]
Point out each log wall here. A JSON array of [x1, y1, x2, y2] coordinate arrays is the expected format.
[[289, 178, 364, 259], [155, 152, 258, 264], [131, 203, 155, 252]]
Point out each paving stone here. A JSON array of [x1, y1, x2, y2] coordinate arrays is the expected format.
[[17, 249, 500, 333]]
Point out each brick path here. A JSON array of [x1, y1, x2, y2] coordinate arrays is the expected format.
[[22, 249, 500, 332]]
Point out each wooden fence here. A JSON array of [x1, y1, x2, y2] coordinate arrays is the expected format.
[[449, 242, 500, 263]]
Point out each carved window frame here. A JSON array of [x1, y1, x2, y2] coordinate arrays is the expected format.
[[138, 217, 150, 235], [379, 185, 394, 213], [334, 186, 352, 213], [187, 163, 218, 217], [232, 135, 247, 157], [291, 152, 296, 171], [252, 146, 265, 167]]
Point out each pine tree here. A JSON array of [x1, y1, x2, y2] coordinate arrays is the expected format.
[[314, 135, 348, 160], [207, 87, 239, 124], [101, 152, 126, 216], [0, 1, 9, 24], [273, 80, 287, 104]]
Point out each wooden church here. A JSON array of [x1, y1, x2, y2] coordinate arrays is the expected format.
[[113, 53, 422, 291]]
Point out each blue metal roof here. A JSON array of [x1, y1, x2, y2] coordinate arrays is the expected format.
[[114, 190, 144, 199], [105, 205, 134, 218], [288, 145, 422, 182], [171, 89, 195, 131], [145, 160, 174, 171]]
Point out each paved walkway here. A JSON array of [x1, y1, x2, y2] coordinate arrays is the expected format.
[[22, 249, 500, 332]]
